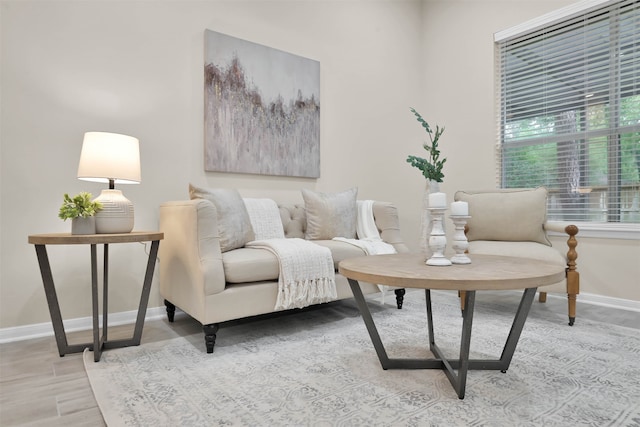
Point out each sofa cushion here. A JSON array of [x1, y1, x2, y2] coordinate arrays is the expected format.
[[189, 184, 255, 252], [302, 187, 358, 240], [467, 240, 566, 291], [454, 187, 551, 246], [467, 240, 565, 265], [222, 240, 366, 283], [223, 248, 279, 283], [312, 240, 367, 268]]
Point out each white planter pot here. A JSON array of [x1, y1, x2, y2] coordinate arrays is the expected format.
[[71, 216, 96, 235]]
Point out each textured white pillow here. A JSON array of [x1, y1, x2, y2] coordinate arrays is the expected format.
[[189, 184, 255, 252], [454, 187, 551, 246], [302, 188, 358, 240]]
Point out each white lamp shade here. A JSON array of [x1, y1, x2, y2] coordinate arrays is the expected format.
[[77, 132, 141, 184]]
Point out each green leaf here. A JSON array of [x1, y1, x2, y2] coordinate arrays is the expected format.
[[406, 108, 446, 182], [58, 192, 102, 220]]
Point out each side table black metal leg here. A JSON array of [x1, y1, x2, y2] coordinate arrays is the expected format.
[[34, 245, 73, 356], [132, 240, 160, 344], [91, 244, 102, 362], [102, 240, 160, 351], [102, 244, 109, 344]]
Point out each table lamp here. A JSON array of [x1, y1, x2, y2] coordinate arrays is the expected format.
[[77, 131, 141, 233]]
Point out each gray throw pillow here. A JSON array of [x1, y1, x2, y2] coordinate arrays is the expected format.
[[454, 187, 551, 246], [189, 184, 255, 252], [302, 187, 358, 240]]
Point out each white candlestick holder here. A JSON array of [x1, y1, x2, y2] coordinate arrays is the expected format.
[[426, 207, 451, 266], [450, 215, 471, 264]]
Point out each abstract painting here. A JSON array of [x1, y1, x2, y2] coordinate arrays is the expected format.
[[204, 30, 320, 178]]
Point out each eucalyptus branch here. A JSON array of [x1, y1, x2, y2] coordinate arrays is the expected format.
[[406, 107, 446, 183]]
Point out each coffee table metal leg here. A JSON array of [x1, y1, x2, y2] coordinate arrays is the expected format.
[[348, 278, 391, 367], [498, 287, 537, 370], [428, 289, 476, 399], [348, 279, 538, 399], [348, 279, 443, 371]]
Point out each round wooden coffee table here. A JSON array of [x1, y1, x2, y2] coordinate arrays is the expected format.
[[339, 253, 565, 399]]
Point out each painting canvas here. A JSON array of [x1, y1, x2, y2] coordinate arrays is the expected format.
[[204, 30, 320, 178]]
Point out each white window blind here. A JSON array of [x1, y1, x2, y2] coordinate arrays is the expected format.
[[496, 0, 640, 223]]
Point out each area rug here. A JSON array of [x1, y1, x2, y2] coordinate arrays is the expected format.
[[84, 290, 640, 426]]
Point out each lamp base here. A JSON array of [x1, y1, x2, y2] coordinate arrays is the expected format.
[[93, 189, 134, 234]]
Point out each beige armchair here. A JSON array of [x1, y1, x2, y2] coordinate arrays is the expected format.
[[454, 187, 580, 325]]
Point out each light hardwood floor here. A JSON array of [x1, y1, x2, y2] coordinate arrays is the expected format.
[[1, 292, 638, 426]]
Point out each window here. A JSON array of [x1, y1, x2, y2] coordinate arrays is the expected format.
[[496, 0, 640, 224]]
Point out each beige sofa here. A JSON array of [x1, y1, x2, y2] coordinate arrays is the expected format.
[[159, 192, 409, 353]]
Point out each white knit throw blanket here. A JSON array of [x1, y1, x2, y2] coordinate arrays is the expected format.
[[245, 238, 337, 311], [243, 198, 285, 240], [333, 200, 397, 299], [334, 200, 397, 255]]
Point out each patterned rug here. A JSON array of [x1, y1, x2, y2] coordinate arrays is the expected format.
[[84, 290, 640, 426]]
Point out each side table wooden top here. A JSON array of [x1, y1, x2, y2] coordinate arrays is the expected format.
[[28, 231, 164, 245], [339, 253, 565, 291]]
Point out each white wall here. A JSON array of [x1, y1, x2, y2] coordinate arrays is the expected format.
[[0, 0, 427, 329], [1, 0, 637, 332]]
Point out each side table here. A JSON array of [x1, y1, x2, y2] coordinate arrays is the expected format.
[[28, 231, 163, 362]]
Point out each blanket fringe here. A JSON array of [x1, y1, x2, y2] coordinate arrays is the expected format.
[[276, 277, 337, 311]]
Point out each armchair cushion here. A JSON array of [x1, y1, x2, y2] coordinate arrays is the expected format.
[[455, 187, 551, 246], [189, 184, 255, 252], [467, 240, 566, 292], [302, 187, 358, 240]]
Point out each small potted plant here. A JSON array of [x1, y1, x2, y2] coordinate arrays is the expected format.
[[58, 192, 103, 235]]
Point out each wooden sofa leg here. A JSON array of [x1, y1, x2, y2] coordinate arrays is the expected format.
[[394, 288, 406, 309], [164, 300, 176, 323], [458, 291, 466, 314], [538, 292, 547, 303], [203, 324, 219, 354], [565, 225, 579, 326], [567, 293, 577, 326]]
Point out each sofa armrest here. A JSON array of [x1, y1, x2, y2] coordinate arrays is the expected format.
[[372, 202, 410, 253], [159, 200, 226, 320]]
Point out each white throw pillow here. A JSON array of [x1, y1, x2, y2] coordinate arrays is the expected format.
[[189, 184, 255, 252], [302, 187, 358, 240]]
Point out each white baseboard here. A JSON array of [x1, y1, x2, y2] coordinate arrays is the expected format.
[[570, 292, 640, 312], [1, 292, 638, 344], [0, 306, 167, 344]]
